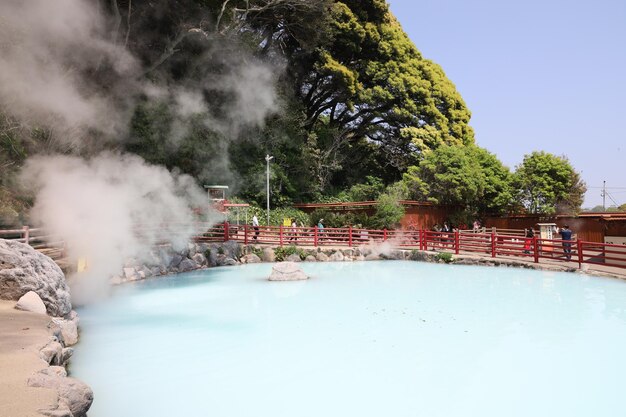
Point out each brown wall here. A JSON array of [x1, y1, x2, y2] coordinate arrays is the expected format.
[[483, 215, 621, 243], [400, 206, 452, 230]]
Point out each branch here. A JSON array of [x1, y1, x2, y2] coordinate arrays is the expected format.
[[110, 0, 122, 44], [124, 0, 132, 47], [142, 27, 210, 76]]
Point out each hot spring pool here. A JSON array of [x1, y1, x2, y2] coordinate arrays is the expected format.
[[71, 261, 626, 417]]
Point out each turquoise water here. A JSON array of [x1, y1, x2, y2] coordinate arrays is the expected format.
[[71, 261, 626, 417]]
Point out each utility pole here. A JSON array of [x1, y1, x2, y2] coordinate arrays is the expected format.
[[602, 180, 606, 211], [265, 154, 273, 226]]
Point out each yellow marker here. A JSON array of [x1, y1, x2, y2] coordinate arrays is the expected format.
[[283, 218, 291, 227], [77, 258, 88, 272]]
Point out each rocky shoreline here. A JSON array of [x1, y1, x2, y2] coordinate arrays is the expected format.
[[112, 240, 623, 286], [0, 239, 92, 417]]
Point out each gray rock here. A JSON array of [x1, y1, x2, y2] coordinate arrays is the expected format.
[[123, 267, 137, 280], [40, 338, 64, 365], [169, 254, 183, 268], [305, 255, 317, 262], [222, 241, 242, 260], [110, 275, 123, 285], [187, 242, 197, 257], [222, 257, 238, 266], [241, 253, 261, 264], [192, 252, 207, 266], [15, 290, 47, 315], [269, 262, 308, 281], [28, 371, 93, 417], [354, 255, 365, 262], [60, 347, 74, 366], [50, 318, 79, 346], [178, 258, 197, 272], [139, 265, 153, 278], [262, 247, 276, 262], [343, 249, 355, 257], [329, 251, 345, 262], [316, 252, 329, 262], [150, 267, 162, 277], [365, 253, 380, 261], [41, 366, 67, 378], [0, 239, 71, 317], [285, 254, 302, 262]]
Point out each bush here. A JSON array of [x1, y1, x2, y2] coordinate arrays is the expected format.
[[274, 245, 306, 261], [435, 252, 454, 263]]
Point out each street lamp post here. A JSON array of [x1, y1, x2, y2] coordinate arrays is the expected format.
[[265, 154, 273, 226]]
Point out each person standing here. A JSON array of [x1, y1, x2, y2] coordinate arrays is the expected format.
[[289, 220, 298, 242], [559, 224, 573, 261], [252, 215, 260, 241], [472, 219, 481, 233], [523, 228, 534, 254]]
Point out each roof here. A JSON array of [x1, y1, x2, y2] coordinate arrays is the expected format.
[[293, 200, 440, 210]]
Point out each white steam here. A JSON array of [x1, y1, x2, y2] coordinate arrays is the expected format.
[[0, 0, 138, 141], [3, 0, 282, 305], [20, 153, 214, 304]]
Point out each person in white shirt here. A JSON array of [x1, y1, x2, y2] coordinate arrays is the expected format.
[[252, 215, 259, 241]]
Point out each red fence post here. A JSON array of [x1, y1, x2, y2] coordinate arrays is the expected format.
[[577, 239, 583, 269], [384, 229, 387, 241], [244, 225, 248, 245], [491, 232, 496, 258], [279, 225, 283, 246], [455, 230, 460, 255], [22, 226, 30, 246], [223, 221, 229, 242], [314, 226, 318, 247], [533, 236, 539, 263], [419, 229, 423, 250], [348, 226, 352, 247]]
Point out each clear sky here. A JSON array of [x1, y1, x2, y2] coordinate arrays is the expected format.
[[388, 0, 626, 208]]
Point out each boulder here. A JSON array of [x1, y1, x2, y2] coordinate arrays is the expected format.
[[241, 253, 261, 264], [365, 253, 380, 261], [192, 252, 207, 266], [28, 371, 94, 417], [15, 290, 47, 315], [50, 317, 79, 346], [168, 253, 183, 269], [222, 241, 242, 260], [262, 247, 276, 262], [123, 267, 137, 280], [316, 252, 329, 262], [40, 337, 64, 366], [305, 255, 317, 262], [0, 239, 71, 317], [329, 251, 344, 262], [178, 258, 197, 272], [187, 242, 197, 257], [222, 257, 238, 266], [269, 262, 308, 281], [285, 254, 302, 262]]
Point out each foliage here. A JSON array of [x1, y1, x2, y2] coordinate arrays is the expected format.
[[274, 245, 306, 261], [371, 192, 405, 229], [402, 145, 513, 216], [239, 203, 310, 227], [512, 151, 586, 215], [435, 252, 454, 263]]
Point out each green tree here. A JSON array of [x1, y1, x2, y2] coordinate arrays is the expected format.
[[513, 151, 586, 215], [401, 145, 513, 216]]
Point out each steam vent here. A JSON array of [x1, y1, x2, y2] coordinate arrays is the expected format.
[[268, 262, 309, 281]]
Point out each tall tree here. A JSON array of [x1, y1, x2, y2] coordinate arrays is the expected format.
[[513, 151, 586, 215]]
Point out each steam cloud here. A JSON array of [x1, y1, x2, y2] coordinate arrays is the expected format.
[[21, 153, 214, 304], [3, 0, 281, 303]]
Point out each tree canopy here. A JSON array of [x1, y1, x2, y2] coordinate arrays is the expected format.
[[512, 151, 586, 215]]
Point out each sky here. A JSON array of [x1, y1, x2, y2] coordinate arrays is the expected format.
[[388, 0, 626, 208]]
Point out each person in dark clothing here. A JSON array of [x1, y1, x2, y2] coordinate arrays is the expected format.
[[559, 224, 573, 260]]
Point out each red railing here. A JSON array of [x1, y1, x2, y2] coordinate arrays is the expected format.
[[191, 222, 626, 270], [2, 223, 625, 270]]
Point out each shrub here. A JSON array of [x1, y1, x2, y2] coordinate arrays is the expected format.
[[435, 252, 454, 263], [274, 245, 306, 261]]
